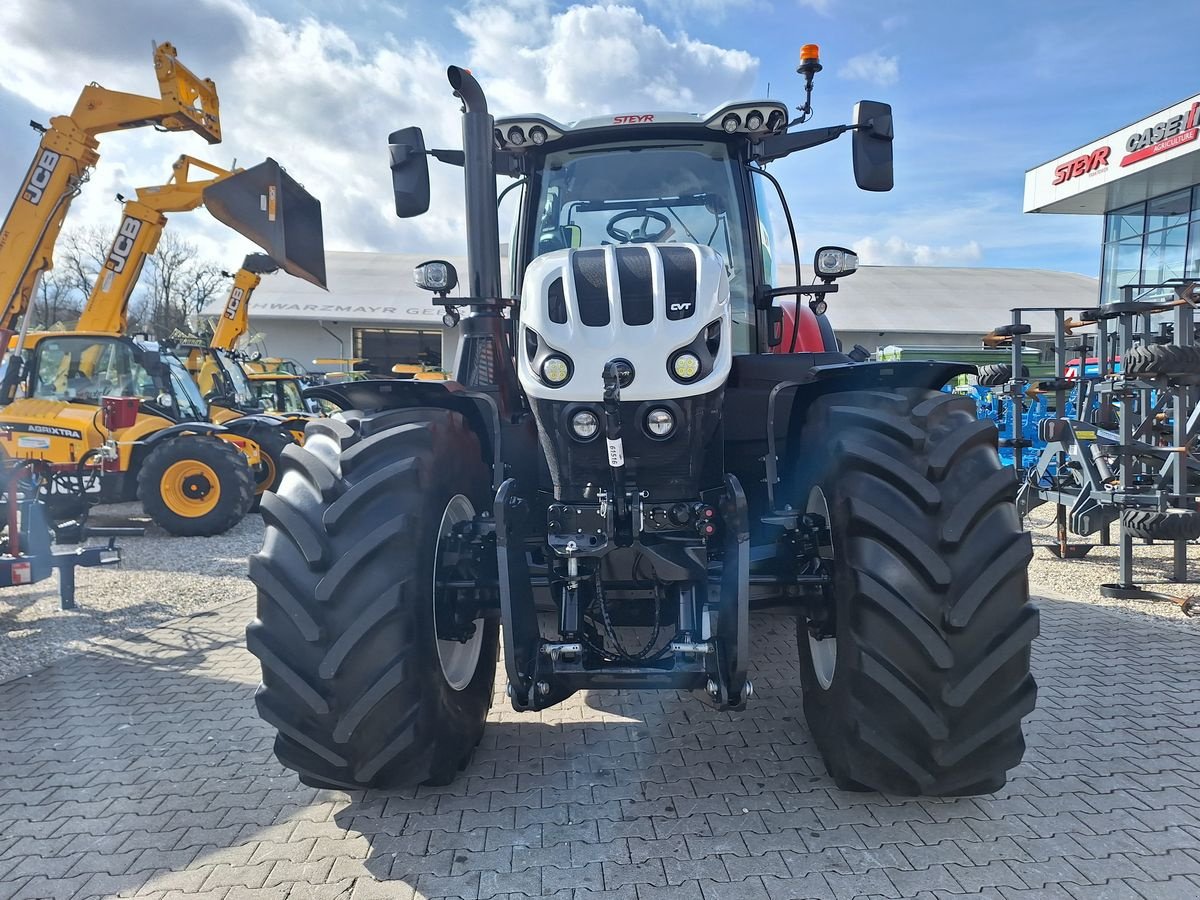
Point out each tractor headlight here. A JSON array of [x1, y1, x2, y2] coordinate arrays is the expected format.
[[507, 125, 526, 146], [671, 351, 701, 382], [721, 113, 741, 134], [541, 355, 571, 386], [745, 110, 764, 131], [529, 126, 548, 146], [570, 409, 599, 440], [645, 408, 675, 438]]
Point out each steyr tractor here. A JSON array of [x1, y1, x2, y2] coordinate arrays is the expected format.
[[249, 49, 1038, 796]]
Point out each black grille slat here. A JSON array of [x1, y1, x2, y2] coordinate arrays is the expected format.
[[572, 250, 610, 326], [615, 247, 654, 326], [548, 276, 567, 323], [661, 247, 697, 320]]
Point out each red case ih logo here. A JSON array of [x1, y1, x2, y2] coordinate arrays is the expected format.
[[1120, 102, 1200, 168], [613, 114, 654, 124], [1053, 147, 1110, 184]]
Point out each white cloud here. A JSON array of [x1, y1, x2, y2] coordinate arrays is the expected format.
[[839, 51, 899, 86], [852, 236, 983, 267], [0, 0, 759, 266]]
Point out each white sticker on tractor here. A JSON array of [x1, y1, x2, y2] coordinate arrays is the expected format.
[[17, 437, 50, 449], [12, 562, 31, 584], [606, 438, 624, 467]]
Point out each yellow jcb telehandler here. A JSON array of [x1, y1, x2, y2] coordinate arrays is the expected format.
[[0, 159, 324, 535]]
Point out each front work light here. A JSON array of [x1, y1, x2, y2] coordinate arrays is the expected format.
[[645, 408, 675, 437], [672, 352, 701, 381], [542, 355, 571, 385], [414, 259, 458, 294], [571, 409, 599, 440], [721, 114, 741, 134]]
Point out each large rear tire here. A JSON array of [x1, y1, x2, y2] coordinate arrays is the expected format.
[[785, 388, 1038, 796], [247, 407, 497, 789], [137, 436, 254, 536]]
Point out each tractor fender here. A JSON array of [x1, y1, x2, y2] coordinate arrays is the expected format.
[[782, 358, 976, 444], [304, 379, 525, 491], [221, 412, 288, 433]]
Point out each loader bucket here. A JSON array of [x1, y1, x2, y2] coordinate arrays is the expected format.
[[203, 158, 327, 289]]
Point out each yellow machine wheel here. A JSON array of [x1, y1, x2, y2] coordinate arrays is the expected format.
[[137, 435, 255, 536], [160, 459, 222, 517]]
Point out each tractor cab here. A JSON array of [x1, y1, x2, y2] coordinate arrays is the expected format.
[[176, 343, 266, 422]]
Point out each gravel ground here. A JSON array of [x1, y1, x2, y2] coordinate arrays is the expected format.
[[0, 502, 262, 683], [2, 501, 1196, 685], [1026, 518, 1200, 626]]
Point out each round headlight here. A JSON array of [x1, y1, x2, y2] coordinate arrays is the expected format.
[[507, 125, 526, 146], [721, 113, 741, 134], [529, 126, 548, 145], [671, 352, 701, 381], [646, 408, 675, 438], [542, 355, 571, 385], [745, 110, 764, 131], [571, 410, 599, 440]]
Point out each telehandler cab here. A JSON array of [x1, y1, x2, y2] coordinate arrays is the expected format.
[[249, 49, 1038, 796], [0, 158, 325, 534]]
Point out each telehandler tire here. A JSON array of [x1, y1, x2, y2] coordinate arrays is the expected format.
[[247, 407, 497, 789], [786, 388, 1038, 796], [244, 425, 297, 511], [138, 435, 255, 536]]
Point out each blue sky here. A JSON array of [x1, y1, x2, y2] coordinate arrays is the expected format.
[[0, 0, 1196, 277]]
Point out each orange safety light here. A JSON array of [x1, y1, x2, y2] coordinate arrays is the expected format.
[[800, 44, 820, 61]]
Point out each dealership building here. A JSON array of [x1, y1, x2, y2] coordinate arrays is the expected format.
[[1024, 91, 1200, 301], [216, 251, 1096, 374]]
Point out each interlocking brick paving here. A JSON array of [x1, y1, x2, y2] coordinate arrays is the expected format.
[[2, 596, 1199, 899]]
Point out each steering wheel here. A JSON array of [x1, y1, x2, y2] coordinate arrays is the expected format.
[[606, 210, 673, 244]]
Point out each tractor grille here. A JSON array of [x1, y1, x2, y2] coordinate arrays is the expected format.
[[616, 247, 654, 326], [662, 246, 696, 320], [572, 250, 610, 326]]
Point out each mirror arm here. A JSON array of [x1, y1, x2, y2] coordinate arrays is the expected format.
[[429, 148, 465, 167], [752, 124, 849, 165], [762, 284, 840, 299]]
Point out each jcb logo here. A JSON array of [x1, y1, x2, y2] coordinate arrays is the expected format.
[[23, 149, 60, 205], [669, 302, 693, 312], [223, 286, 245, 320], [106, 216, 142, 273]]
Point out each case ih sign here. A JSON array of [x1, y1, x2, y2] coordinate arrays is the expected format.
[[1024, 91, 1200, 214], [1120, 102, 1200, 167]]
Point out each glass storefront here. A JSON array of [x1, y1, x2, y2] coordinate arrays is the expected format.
[[1101, 185, 1200, 302]]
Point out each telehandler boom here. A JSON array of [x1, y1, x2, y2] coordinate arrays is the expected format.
[[0, 42, 219, 359]]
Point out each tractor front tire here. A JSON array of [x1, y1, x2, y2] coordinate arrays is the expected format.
[[787, 388, 1038, 796], [248, 408, 497, 789], [138, 436, 255, 536], [1124, 343, 1200, 378]]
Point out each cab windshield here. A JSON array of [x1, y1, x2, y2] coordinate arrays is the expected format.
[[30, 337, 159, 404], [530, 140, 753, 350], [251, 377, 306, 414], [215, 351, 260, 409]]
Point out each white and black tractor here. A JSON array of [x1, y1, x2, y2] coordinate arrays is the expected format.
[[248, 51, 1038, 795]]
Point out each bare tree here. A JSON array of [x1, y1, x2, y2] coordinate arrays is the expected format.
[[29, 226, 110, 328], [129, 232, 224, 338]]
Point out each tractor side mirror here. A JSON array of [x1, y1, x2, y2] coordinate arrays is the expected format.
[[389, 126, 431, 218], [851, 101, 894, 192]]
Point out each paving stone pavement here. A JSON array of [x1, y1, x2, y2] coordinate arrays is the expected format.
[[2, 594, 1200, 900]]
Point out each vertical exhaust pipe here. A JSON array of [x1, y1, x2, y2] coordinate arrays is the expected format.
[[447, 66, 502, 302], [445, 66, 521, 416]]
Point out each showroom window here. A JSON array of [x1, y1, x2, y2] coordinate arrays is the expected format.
[[1101, 186, 1200, 302], [352, 327, 442, 375]]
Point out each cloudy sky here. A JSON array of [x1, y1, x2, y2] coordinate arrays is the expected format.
[[0, 0, 1195, 278]]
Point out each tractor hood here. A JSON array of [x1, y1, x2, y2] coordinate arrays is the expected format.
[[517, 243, 732, 403]]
